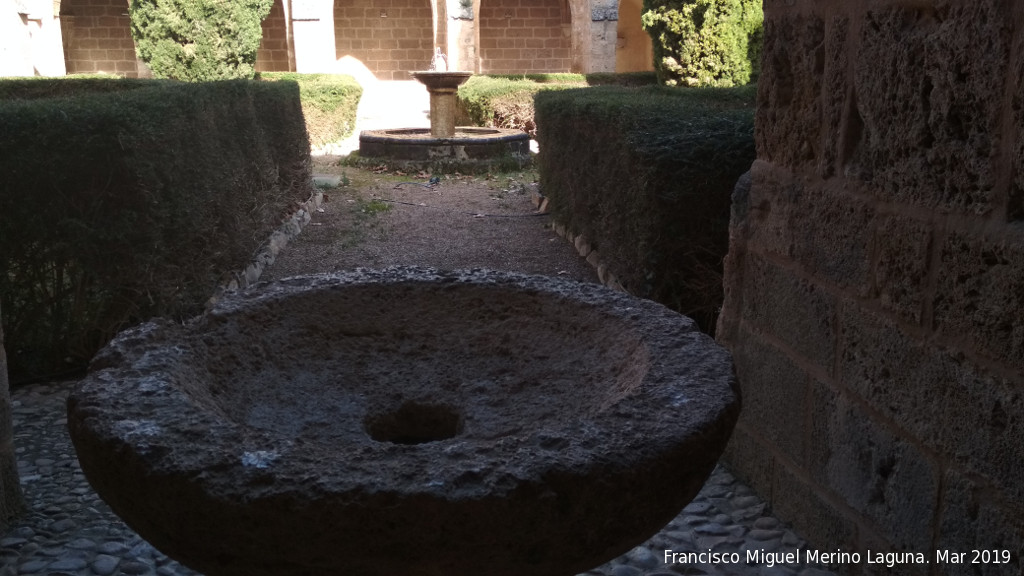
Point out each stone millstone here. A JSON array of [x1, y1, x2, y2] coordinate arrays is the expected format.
[[67, 268, 740, 576]]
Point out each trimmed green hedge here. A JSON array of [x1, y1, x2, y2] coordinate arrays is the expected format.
[[0, 75, 167, 100], [260, 72, 363, 147], [457, 73, 660, 136], [0, 78, 311, 382], [536, 85, 756, 333]]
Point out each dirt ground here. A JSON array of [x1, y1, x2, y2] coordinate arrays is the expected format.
[[260, 157, 599, 283]]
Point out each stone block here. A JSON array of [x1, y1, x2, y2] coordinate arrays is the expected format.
[[755, 13, 826, 172], [809, 384, 938, 552], [791, 185, 874, 293], [937, 470, 1024, 576], [769, 464, 856, 554], [1014, 41, 1024, 221], [574, 234, 591, 257], [940, 362, 1024, 509], [744, 164, 798, 259], [870, 214, 931, 324], [721, 426, 774, 503], [817, 14, 848, 178], [849, 2, 1008, 213], [745, 168, 874, 292], [838, 306, 951, 452], [739, 254, 837, 373], [934, 230, 1024, 374], [730, 333, 809, 465]]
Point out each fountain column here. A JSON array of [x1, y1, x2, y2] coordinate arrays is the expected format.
[[411, 71, 472, 138]]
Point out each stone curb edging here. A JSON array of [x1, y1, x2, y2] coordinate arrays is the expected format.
[[529, 190, 626, 294], [205, 186, 324, 309], [549, 220, 629, 294]]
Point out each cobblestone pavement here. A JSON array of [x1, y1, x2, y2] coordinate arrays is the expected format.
[[3, 381, 836, 576]]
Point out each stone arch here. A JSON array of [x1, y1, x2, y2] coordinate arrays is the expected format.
[[477, 0, 571, 74], [614, 0, 652, 71], [334, 0, 435, 80], [59, 0, 138, 76]]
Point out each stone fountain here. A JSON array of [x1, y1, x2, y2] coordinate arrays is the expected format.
[[67, 268, 740, 576], [358, 54, 530, 167]]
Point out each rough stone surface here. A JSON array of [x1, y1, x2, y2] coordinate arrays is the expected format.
[[67, 268, 740, 576], [934, 230, 1024, 373], [730, 337, 807, 465], [719, 0, 1024, 566], [739, 255, 836, 372]]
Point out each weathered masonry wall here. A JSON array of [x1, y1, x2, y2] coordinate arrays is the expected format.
[[478, 0, 571, 73], [256, 0, 291, 72], [333, 0, 434, 80], [59, 0, 138, 76], [717, 0, 1024, 573]]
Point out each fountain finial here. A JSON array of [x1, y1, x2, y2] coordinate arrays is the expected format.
[[430, 47, 448, 72]]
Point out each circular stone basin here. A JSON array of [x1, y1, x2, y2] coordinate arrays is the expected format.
[[359, 127, 530, 162], [410, 70, 473, 90], [67, 268, 739, 576]]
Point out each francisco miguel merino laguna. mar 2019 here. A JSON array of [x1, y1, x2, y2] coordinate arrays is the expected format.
[[663, 548, 1015, 568]]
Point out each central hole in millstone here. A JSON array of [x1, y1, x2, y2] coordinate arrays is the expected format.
[[364, 401, 464, 445]]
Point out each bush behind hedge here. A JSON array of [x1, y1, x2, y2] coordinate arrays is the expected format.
[[129, 0, 273, 81], [642, 0, 763, 87], [535, 85, 756, 333], [260, 72, 363, 147], [0, 79, 311, 382]]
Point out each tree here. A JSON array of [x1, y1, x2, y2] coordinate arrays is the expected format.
[[641, 0, 763, 87], [129, 0, 274, 81]]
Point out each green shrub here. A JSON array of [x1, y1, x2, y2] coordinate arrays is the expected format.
[[535, 85, 756, 333], [129, 0, 273, 81], [260, 73, 363, 146], [0, 78, 310, 382], [641, 0, 763, 87]]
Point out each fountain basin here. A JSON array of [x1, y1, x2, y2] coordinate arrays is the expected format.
[[68, 268, 739, 576], [411, 70, 473, 91], [359, 127, 530, 162]]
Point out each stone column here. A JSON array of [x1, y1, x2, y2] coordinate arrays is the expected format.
[[291, 0, 336, 72], [0, 303, 25, 530], [447, 0, 475, 72], [427, 86, 459, 137]]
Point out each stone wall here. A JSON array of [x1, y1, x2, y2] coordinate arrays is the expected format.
[[2, 1, 67, 77], [717, 0, 1024, 572], [60, 0, 138, 76], [333, 0, 434, 80], [256, 0, 291, 72], [478, 0, 570, 73], [613, 0, 651, 72]]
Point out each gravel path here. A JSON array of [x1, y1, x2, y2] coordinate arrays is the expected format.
[[259, 168, 598, 283]]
